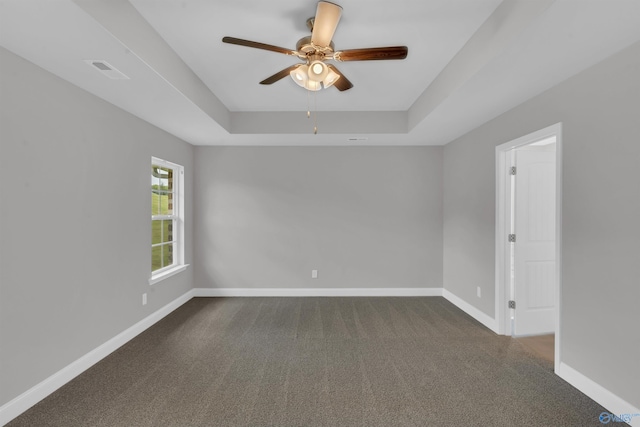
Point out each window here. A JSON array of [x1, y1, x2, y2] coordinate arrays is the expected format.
[[151, 157, 186, 284]]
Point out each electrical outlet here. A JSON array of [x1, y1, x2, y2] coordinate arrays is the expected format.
[[142, 293, 147, 306], [477, 287, 481, 298], [311, 269, 318, 279]]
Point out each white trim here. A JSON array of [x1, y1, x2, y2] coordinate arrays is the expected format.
[[442, 289, 498, 333], [0, 289, 195, 426], [554, 128, 563, 369], [494, 123, 563, 370], [149, 264, 189, 285], [495, 145, 510, 335], [556, 363, 640, 427], [193, 287, 443, 298]]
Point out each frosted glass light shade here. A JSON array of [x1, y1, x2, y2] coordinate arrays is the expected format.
[[305, 80, 321, 91], [290, 64, 309, 87], [308, 60, 328, 82], [322, 68, 340, 88]]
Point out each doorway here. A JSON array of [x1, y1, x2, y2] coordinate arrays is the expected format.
[[495, 123, 562, 368]]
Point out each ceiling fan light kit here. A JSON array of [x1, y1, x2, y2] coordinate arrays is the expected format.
[[222, 1, 408, 93], [289, 60, 339, 91], [290, 65, 322, 91]]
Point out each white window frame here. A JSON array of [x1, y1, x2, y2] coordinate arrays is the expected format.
[[150, 157, 187, 285]]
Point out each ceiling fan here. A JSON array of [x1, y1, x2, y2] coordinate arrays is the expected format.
[[222, 1, 408, 92]]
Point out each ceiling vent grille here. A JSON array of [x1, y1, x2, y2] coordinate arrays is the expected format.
[[84, 60, 129, 80]]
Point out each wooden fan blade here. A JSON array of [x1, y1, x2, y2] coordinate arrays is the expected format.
[[311, 1, 342, 47], [327, 64, 353, 91], [222, 36, 295, 56], [260, 64, 302, 85], [334, 46, 408, 61]]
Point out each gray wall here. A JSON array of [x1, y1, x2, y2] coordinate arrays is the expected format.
[[0, 47, 194, 406], [443, 41, 640, 407], [194, 146, 443, 290]]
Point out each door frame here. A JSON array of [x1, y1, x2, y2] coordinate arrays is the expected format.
[[494, 122, 562, 367]]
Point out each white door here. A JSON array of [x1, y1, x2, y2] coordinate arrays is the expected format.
[[513, 147, 556, 336]]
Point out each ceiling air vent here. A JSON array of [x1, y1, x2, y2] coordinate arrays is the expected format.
[[84, 60, 129, 80]]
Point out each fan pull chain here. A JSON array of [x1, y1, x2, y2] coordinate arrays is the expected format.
[[313, 89, 318, 134], [305, 87, 318, 134]]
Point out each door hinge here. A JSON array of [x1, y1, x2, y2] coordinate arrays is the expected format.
[[510, 166, 517, 175], [508, 234, 516, 243], [508, 300, 516, 309]]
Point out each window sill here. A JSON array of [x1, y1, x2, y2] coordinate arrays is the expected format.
[[149, 264, 189, 286]]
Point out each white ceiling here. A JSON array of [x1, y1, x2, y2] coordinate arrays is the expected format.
[[1, 0, 640, 146]]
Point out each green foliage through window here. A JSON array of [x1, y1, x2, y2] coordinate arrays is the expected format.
[[151, 165, 175, 272]]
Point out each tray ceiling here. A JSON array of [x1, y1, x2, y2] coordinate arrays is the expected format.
[[1, 0, 639, 145]]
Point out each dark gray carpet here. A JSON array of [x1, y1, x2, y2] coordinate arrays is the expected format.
[[9, 297, 606, 426]]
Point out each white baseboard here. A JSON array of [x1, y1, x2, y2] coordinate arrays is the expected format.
[[193, 287, 444, 297], [442, 289, 498, 333], [0, 289, 195, 427], [556, 362, 640, 427]]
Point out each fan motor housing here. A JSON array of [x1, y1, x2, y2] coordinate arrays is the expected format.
[[296, 36, 334, 56]]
